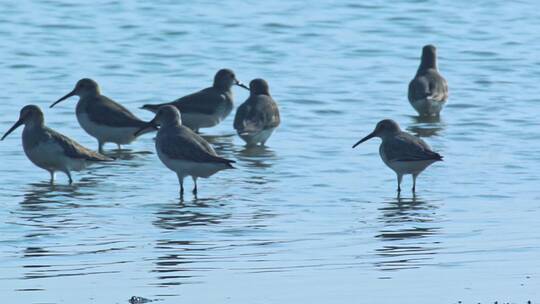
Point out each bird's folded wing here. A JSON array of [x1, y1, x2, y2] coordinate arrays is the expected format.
[[47, 129, 111, 161], [173, 88, 223, 115], [161, 131, 234, 165], [384, 133, 442, 162], [88, 96, 147, 128], [408, 77, 431, 102], [234, 98, 280, 133]]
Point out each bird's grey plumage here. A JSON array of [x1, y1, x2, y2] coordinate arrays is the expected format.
[[382, 132, 442, 162], [136, 105, 235, 195], [352, 119, 442, 192], [141, 69, 248, 132], [51, 78, 153, 152], [2, 105, 111, 184], [148, 87, 233, 116], [234, 79, 280, 145], [30, 126, 111, 162], [77, 94, 147, 128], [408, 45, 448, 116], [159, 125, 235, 166]]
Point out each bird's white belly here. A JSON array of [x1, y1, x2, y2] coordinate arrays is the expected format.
[[156, 147, 228, 179], [25, 141, 87, 172], [181, 112, 224, 130], [78, 113, 138, 144], [386, 159, 436, 175], [239, 128, 276, 145], [411, 98, 446, 116]]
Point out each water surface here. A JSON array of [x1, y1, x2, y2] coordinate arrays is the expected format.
[[1, 1, 539, 303]]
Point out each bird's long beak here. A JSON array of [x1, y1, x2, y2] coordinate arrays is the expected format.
[[50, 89, 76, 108], [352, 131, 376, 148], [235, 80, 250, 91], [1, 118, 24, 141], [134, 118, 158, 137]]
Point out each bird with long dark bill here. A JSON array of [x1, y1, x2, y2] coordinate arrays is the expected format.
[[352, 119, 443, 192], [50, 78, 154, 153], [141, 69, 249, 133], [134, 105, 235, 196], [2, 105, 111, 184]]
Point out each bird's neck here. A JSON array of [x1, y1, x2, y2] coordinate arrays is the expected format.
[[213, 83, 231, 92], [24, 119, 45, 130], [418, 57, 438, 73]]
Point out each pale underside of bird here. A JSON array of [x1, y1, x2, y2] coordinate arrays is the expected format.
[[408, 45, 449, 117], [2, 105, 111, 184], [50, 78, 154, 153], [135, 105, 235, 196], [233, 78, 281, 146], [141, 69, 249, 133], [353, 119, 443, 192]]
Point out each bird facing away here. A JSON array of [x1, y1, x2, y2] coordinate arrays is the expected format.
[[134, 105, 235, 196], [233, 78, 281, 146], [408, 45, 449, 116], [50, 78, 154, 153], [141, 69, 249, 132], [1, 105, 112, 184], [352, 119, 443, 192]]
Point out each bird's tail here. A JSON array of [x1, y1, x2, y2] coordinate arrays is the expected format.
[[88, 152, 115, 162]]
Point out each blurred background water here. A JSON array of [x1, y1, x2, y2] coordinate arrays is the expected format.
[[1, 0, 539, 303]]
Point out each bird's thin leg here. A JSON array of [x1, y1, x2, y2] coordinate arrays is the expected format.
[[412, 174, 418, 192], [65, 171, 73, 185], [192, 176, 198, 195], [49, 171, 55, 184], [177, 174, 184, 196], [397, 174, 403, 193], [117, 144, 122, 150], [98, 141, 104, 153]]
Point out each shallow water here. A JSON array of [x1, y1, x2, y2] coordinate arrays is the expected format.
[[1, 1, 540, 303]]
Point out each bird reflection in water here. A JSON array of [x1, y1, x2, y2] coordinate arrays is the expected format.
[[151, 198, 232, 287], [407, 115, 445, 138], [236, 145, 277, 169], [18, 178, 101, 280], [374, 194, 442, 272], [106, 148, 154, 162]]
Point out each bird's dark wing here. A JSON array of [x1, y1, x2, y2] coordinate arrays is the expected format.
[[160, 127, 235, 166], [86, 95, 147, 128], [383, 132, 443, 162], [234, 96, 280, 133], [46, 127, 112, 161], [172, 87, 229, 115], [409, 70, 448, 102]]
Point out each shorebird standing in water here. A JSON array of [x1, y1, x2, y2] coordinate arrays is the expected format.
[[352, 119, 443, 192], [135, 105, 235, 196], [408, 45, 448, 116], [233, 78, 281, 146], [50, 78, 154, 153], [1, 105, 111, 184], [141, 69, 249, 133]]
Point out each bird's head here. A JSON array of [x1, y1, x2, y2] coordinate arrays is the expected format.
[[352, 119, 401, 148], [2, 105, 44, 140], [50, 78, 100, 108]]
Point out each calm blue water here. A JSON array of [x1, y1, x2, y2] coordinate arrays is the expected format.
[[1, 1, 539, 303]]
